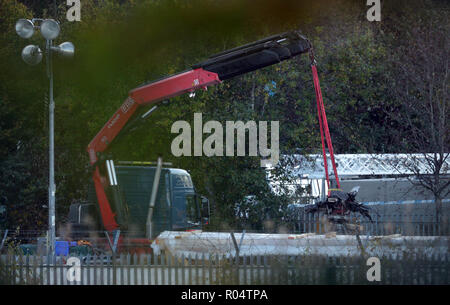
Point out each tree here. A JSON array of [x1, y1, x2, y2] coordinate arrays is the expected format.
[[384, 6, 449, 228]]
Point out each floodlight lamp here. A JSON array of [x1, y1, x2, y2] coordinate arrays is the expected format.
[[53, 42, 75, 58], [40, 19, 60, 40], [15, 19, 35, 39], [21, 45, 43, 65]]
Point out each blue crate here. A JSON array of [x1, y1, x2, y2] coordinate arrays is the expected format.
[[55, 241, 69, 256]]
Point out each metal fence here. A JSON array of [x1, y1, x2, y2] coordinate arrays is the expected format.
[[1, 253, 449, 285], [290, 212, 450, 236]]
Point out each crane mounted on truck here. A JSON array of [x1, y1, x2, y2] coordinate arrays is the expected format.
[[67, 30, 314, 253]]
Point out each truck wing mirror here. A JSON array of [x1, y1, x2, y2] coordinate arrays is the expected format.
[[200, 196, 210, 225]]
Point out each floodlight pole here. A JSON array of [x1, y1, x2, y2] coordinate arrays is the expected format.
[[47, 39, 56, 255], [16, 17, 74, 256]]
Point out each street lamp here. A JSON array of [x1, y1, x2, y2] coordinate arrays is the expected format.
[[16, 18, 75, 255]]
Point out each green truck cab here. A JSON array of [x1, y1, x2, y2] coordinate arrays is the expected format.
[[115, 166, 208, 237], [68, 165, 209, 240]]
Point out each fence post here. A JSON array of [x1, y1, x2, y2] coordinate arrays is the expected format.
[[437, 253, 442, 284], [233, 253, 239, 285], [414, 252, 420, 285], [85, 254, 90, 285], [295, 255, 301, 285], [9, 254, 13, 284], [179, 254, 184, 285], [285, 255, 289, 285], [153, 253, 159, 285], [392, 253, 399, 285], [25, 254, 31, 285], [162, 253, 167, 285], [140, 254, 145, 285], [445, 253, 449, 285], [167, 253, 172, 285], [209, 254, 214, 285], [222, 254, 227, 284], [201, 253, 206, 285], [119, 253, 125, 285], [112, 254, 116, 285], [52, 254, 57, 285], [91, 255, 96, 285], [77, 255, 82, 286], [59, 255, 64, 285], [431, 253, 437, 285], [39, 255, 43, 285], [249, 255, 254, 285], [191, 253, 198, 285], [32, 254, 38, 284], [188, 254, 193, 285], [195, 253, 200, 285], [326, 256, 337, 285], [147, 254, 152, 285], [125, 253, 131, 285], [133, 253, 138, 285], [18, 253, 23, 285], [6, 254, 11, 285], [339, 256, 345, 284], [100, 254, 105, 285], [173, 253, 178, 285]]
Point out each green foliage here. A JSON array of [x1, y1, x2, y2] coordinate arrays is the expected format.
[[305, 25, 393, 153], [0, 139, 48, 230]]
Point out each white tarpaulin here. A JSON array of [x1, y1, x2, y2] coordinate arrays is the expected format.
[[151, 231, 449, 258]]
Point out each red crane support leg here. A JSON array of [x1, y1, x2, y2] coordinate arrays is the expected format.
[[316, 88, 330, 189], [311, 64, 341, 190], [92, 167, 118, 231]]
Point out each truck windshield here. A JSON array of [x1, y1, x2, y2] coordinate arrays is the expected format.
[[172, 194, 199, 229], [172, 174, 193, 188]]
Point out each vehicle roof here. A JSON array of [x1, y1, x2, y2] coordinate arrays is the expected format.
[[115, 165, 190, 176]]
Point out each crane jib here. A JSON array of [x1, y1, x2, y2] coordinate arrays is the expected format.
[[193, 30, 311, 80], [86, 30, 313, 234]]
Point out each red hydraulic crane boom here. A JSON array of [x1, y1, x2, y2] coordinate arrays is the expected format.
[[87, 31, 312, 232], [87, 69, 221, 231]]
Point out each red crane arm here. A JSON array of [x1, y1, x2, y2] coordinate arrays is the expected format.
[[87, 68, 220, 164], [86, 30, 312, 232], [86, 68, 220, 231]]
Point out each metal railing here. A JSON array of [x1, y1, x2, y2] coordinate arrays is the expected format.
[[286, 211, 450, 236], [1, 252, 448, 285]]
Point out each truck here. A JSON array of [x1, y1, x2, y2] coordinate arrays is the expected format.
[[68, 162, 209, 252], [66, 30, 313, 253]]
